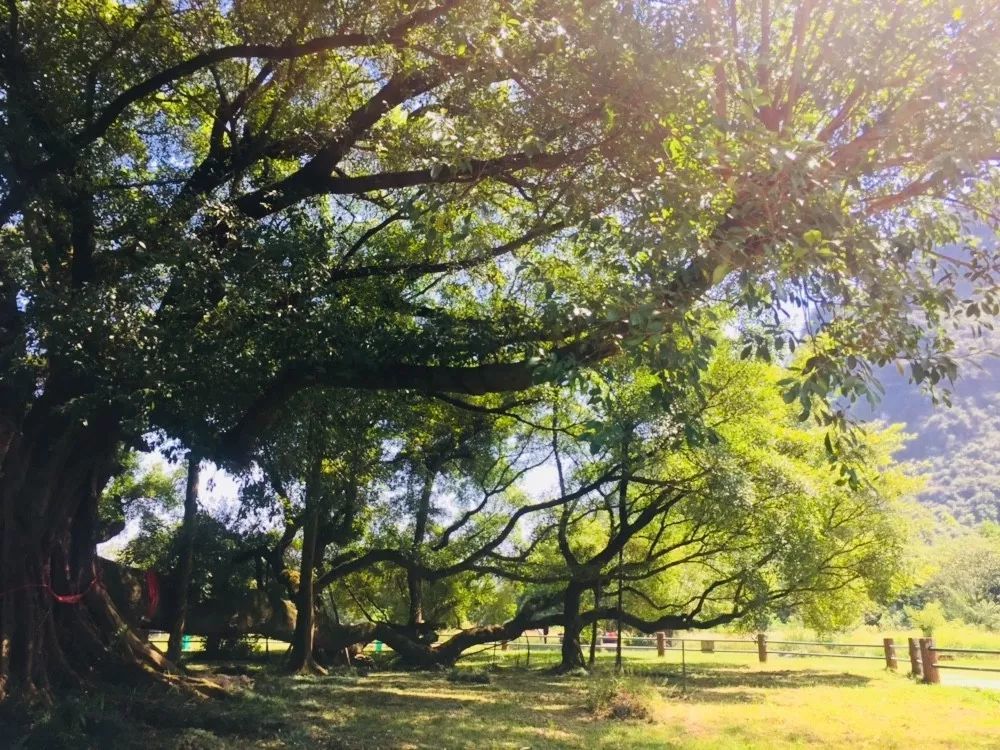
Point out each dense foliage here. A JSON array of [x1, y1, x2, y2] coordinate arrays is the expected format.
[[898, 523, 1000, 632], [1, 0, 999, 697], [113, 345, 917, 669]]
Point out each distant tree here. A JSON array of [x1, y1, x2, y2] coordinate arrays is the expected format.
[[119, 512, 263, 629], [486, 351, 913, 670], [305, 346, 913, 669], [917, 528, 1000, 630], [244, 393, 387, 673]]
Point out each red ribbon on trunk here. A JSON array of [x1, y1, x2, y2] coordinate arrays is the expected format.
[[0, 568, 101, 604], [47, 575, 99, 604]]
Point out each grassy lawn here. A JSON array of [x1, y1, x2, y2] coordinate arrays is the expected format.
[[8, 650, 999, 749]]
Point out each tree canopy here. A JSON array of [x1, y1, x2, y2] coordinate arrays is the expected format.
[[1, 0, 999, 699]]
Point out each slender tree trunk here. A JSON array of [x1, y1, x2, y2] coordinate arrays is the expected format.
[[588, 582, 600, 668], [552, 405, 586, 673], [288, 461, 326, 674], [615, 549, 624, 673], [166, 453, 200, 663], [0, 450, 17, 699], [407, 470, 434, 628], [406, 568, 424, 627], [557, 582, 586, 672]]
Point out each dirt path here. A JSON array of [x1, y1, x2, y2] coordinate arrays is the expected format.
[[940, 672, 1000, 690]]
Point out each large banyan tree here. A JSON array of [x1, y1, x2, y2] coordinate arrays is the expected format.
[[1, 0, 999, 698]]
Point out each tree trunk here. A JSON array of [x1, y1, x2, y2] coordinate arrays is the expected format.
[[588, 582, 600, 668], [288, 463, 326, 674], [557, 582, 586, 672], [0, 407, 171, 701], [406, 470, 434, 628], [406, 567, 424, 627], [166, 453, 200, 663], [615, 550, 624, 673]]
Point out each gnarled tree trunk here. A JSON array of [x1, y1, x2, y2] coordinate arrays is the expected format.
[[0, 405, 169, 702]]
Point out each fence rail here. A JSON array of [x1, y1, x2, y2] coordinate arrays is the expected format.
[[930, 646, 1000, 655], [912, 642, 1000, 684], [154, 629, 1000, 686], [767, 640, 884, 648], [501, 632, 1000, 684], [769, 651, 886, 660]]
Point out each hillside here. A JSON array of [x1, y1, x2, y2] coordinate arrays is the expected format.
[[862, 324, 1000, 525]]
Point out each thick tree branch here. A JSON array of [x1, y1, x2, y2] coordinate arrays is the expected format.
[[237, 150, 585, 216], [330, 222, 564, 281]]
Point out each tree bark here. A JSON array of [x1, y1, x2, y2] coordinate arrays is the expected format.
[[288, 460, 326, 674], [406, 568, 424, 628], [557, 582, 586, 672], [166, 453, 200, 663], [0, 407, 172, 701], [588, 582, 600, 668]]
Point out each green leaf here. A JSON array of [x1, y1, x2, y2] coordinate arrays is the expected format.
[[803, 229, 823, 247], [387, 106, 408, 127]]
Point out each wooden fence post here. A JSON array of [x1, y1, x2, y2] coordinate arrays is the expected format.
[[501, 640, 508, 652], [908, 638, 922, 678], [919, 638, 940, 684], [883, 637, 897, 670], [701, 640, 715, 653], [656, 631, 665, 657], [757, 633, 767, 663]]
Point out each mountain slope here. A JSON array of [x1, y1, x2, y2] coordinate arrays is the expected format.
[[862, 324, 1000, 525]]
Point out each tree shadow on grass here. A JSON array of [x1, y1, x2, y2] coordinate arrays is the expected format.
[[291, 675, 592, 750], [640, 667, 872, 705], [151, 670, 589, 745], [9, 663, 883, 750], [126, 687, 292, 739]]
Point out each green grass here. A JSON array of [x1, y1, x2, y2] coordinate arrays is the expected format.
[[6, 650, 999, 749], [764, 623, 1000, 655]]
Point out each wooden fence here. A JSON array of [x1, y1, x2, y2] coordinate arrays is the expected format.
[[907, 638, 1000, 684], [503, 632, 1000, 683], [153, 629, 1000, 684]]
